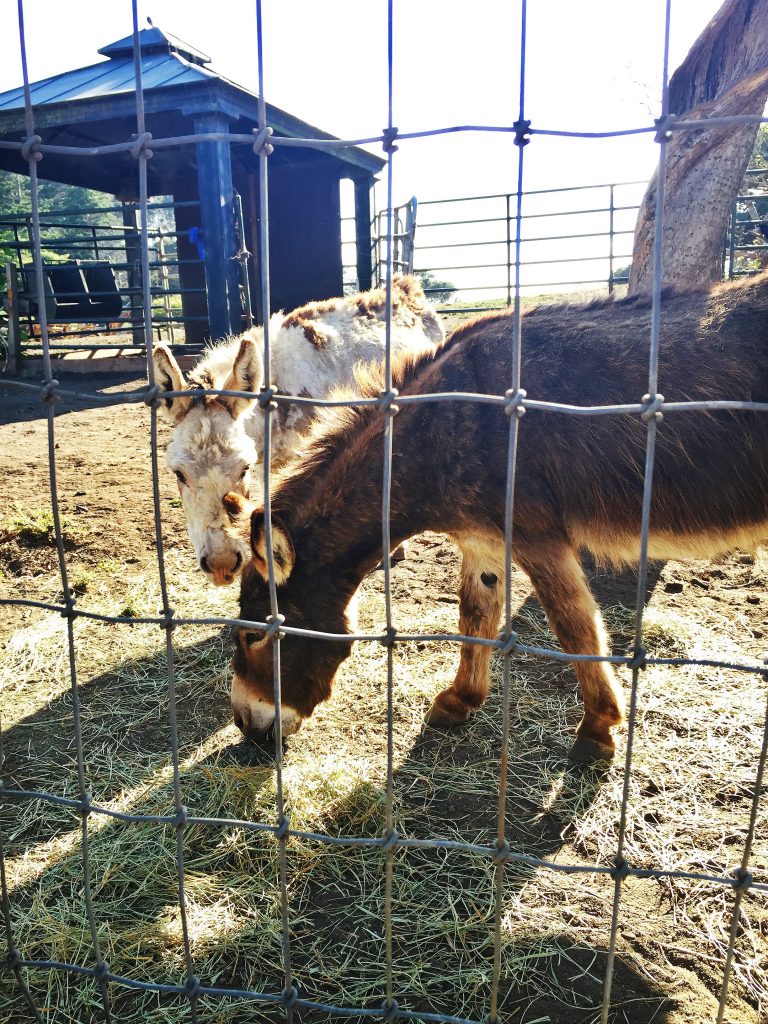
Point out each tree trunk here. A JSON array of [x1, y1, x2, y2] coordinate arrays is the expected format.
[[628, 0, 768, 294]]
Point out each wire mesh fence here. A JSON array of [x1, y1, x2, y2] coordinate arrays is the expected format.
[[1, 1, 767, 1023]]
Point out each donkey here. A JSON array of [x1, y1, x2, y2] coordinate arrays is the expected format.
[[232, 272, 768, 762], [153, 276, 444, 585]]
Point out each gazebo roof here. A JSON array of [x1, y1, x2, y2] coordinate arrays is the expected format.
[[0, 25, 384, 177]]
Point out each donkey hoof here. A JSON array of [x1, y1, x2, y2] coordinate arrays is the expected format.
[[391, 542, 408, 563], [569, 735, 615, 764], [425, 690, 471, 729]]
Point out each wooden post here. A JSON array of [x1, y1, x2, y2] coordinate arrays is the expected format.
[[354, 176, 373, 292], [5, 262, 20, 376], [122, 204, 144, 346], [193, 113, 241, 339]]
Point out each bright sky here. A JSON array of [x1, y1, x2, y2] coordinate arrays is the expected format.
[[0, 0, 727, 296]]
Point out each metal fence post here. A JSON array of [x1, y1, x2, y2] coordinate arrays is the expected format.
[[726, 198, 737, 279], [5, 261, 20, 374], [608, 184, 615, 294], [505, 192, 512, 306]]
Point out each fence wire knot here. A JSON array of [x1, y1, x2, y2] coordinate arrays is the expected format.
[[498, 630, 519, 656], [232, 245, 251, 264], [275, 815, 290, 840], [184, 975, 201, 999], [40, 379, 60, 405], [641, 392, 664, 423], [629, 646, 647, 671], [380, 626, 397, 648], [60, 595, 77, 620], [94, 961, 110, 980], [378, 388, 400, 416], [160, 606, 177, 631], [513, 118, 532, 147], [654, 113, 676, 143], [733, 867, 753, 893], [382, 997, 400, 1021], [20, 134, 42, 162], [504, 388, 527, 418], [258, 385, 278, 411], [143, 384, 162, 408], [282, 985, 299, 1008], [493, 839, 513, 865], [130, 131, 154, 160], [382, 828, 399, 853], [266, 613, 286, 640], [252, 127, 275, 156], [611, 857, 631, 881], [5, 950, 21, 971], [382, 127, 399, 153], [174, 806, 189, 832]]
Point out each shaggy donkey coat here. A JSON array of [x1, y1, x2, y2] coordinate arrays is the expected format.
[[153, 276, 443, 585], [233, 272, 768, 760]]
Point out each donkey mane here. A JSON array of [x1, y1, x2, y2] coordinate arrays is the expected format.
[[268, 339, 456, 524], [267, 271, 768, 532]]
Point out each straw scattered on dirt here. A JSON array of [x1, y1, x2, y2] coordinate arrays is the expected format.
[[0, 373, 766, 1024]]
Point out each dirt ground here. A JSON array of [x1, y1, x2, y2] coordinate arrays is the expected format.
[[0, 369, 766, 1024]]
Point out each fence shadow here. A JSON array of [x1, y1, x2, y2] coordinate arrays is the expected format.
[[0, 372, 147, 428]]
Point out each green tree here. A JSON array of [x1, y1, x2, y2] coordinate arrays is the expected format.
[[416, 270, 456, 305], [0, 171, 124, 272]]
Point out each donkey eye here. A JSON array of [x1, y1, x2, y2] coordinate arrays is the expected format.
[[174, 469, 187, 486], [238, 465, 249, 482]]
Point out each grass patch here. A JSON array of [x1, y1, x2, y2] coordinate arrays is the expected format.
[[69, 567, 94, 595], [119, 597, 143, 618], [3, 506, 79, 546], [98, 558, 122, 575]]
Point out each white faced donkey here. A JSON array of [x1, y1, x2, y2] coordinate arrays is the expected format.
[[153, 275, 444, 584]]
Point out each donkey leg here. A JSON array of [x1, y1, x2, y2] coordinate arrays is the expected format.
[[426, 540, 504, 727], [516, 541, 625, 763]]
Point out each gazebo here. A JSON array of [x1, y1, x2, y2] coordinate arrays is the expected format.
[[0, 26, 385, 342]]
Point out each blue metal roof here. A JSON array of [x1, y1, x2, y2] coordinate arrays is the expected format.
[[97, 26, 211, 65], [0, 25, 384, 174], [0, 28, 225, 111], [0, 54, 215, 111]]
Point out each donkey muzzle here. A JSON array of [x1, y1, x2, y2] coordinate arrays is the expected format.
[[201, 549, 243, 585], [231, 681, 304, 742]]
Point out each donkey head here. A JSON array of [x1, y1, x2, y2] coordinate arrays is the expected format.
[[231, 510, 355, 741], [153, 336, 263, 585]]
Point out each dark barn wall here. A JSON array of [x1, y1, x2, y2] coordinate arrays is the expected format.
[[172, 199, 210, 345], [263, 160, 343, 314]]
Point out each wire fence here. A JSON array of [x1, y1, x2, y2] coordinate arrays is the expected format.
[[1, 1, 767, 1023]]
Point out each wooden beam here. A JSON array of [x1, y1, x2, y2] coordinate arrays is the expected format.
[[4, 262, 20, 375], [193, 112, 241, 339], [353, 177, 374, 292]]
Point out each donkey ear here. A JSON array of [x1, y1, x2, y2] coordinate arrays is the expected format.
[[250, 510, 295, 584], [223, 333, 264, 418], [153, 345, 192, 423]]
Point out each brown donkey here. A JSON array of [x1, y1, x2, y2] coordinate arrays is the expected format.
[[232, 272, 768, 762]]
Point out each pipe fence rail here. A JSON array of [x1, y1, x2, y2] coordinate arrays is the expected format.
[[1, 2, 767, 1024], [369, 174, 768, 312], [0, 196, 214, 352]]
